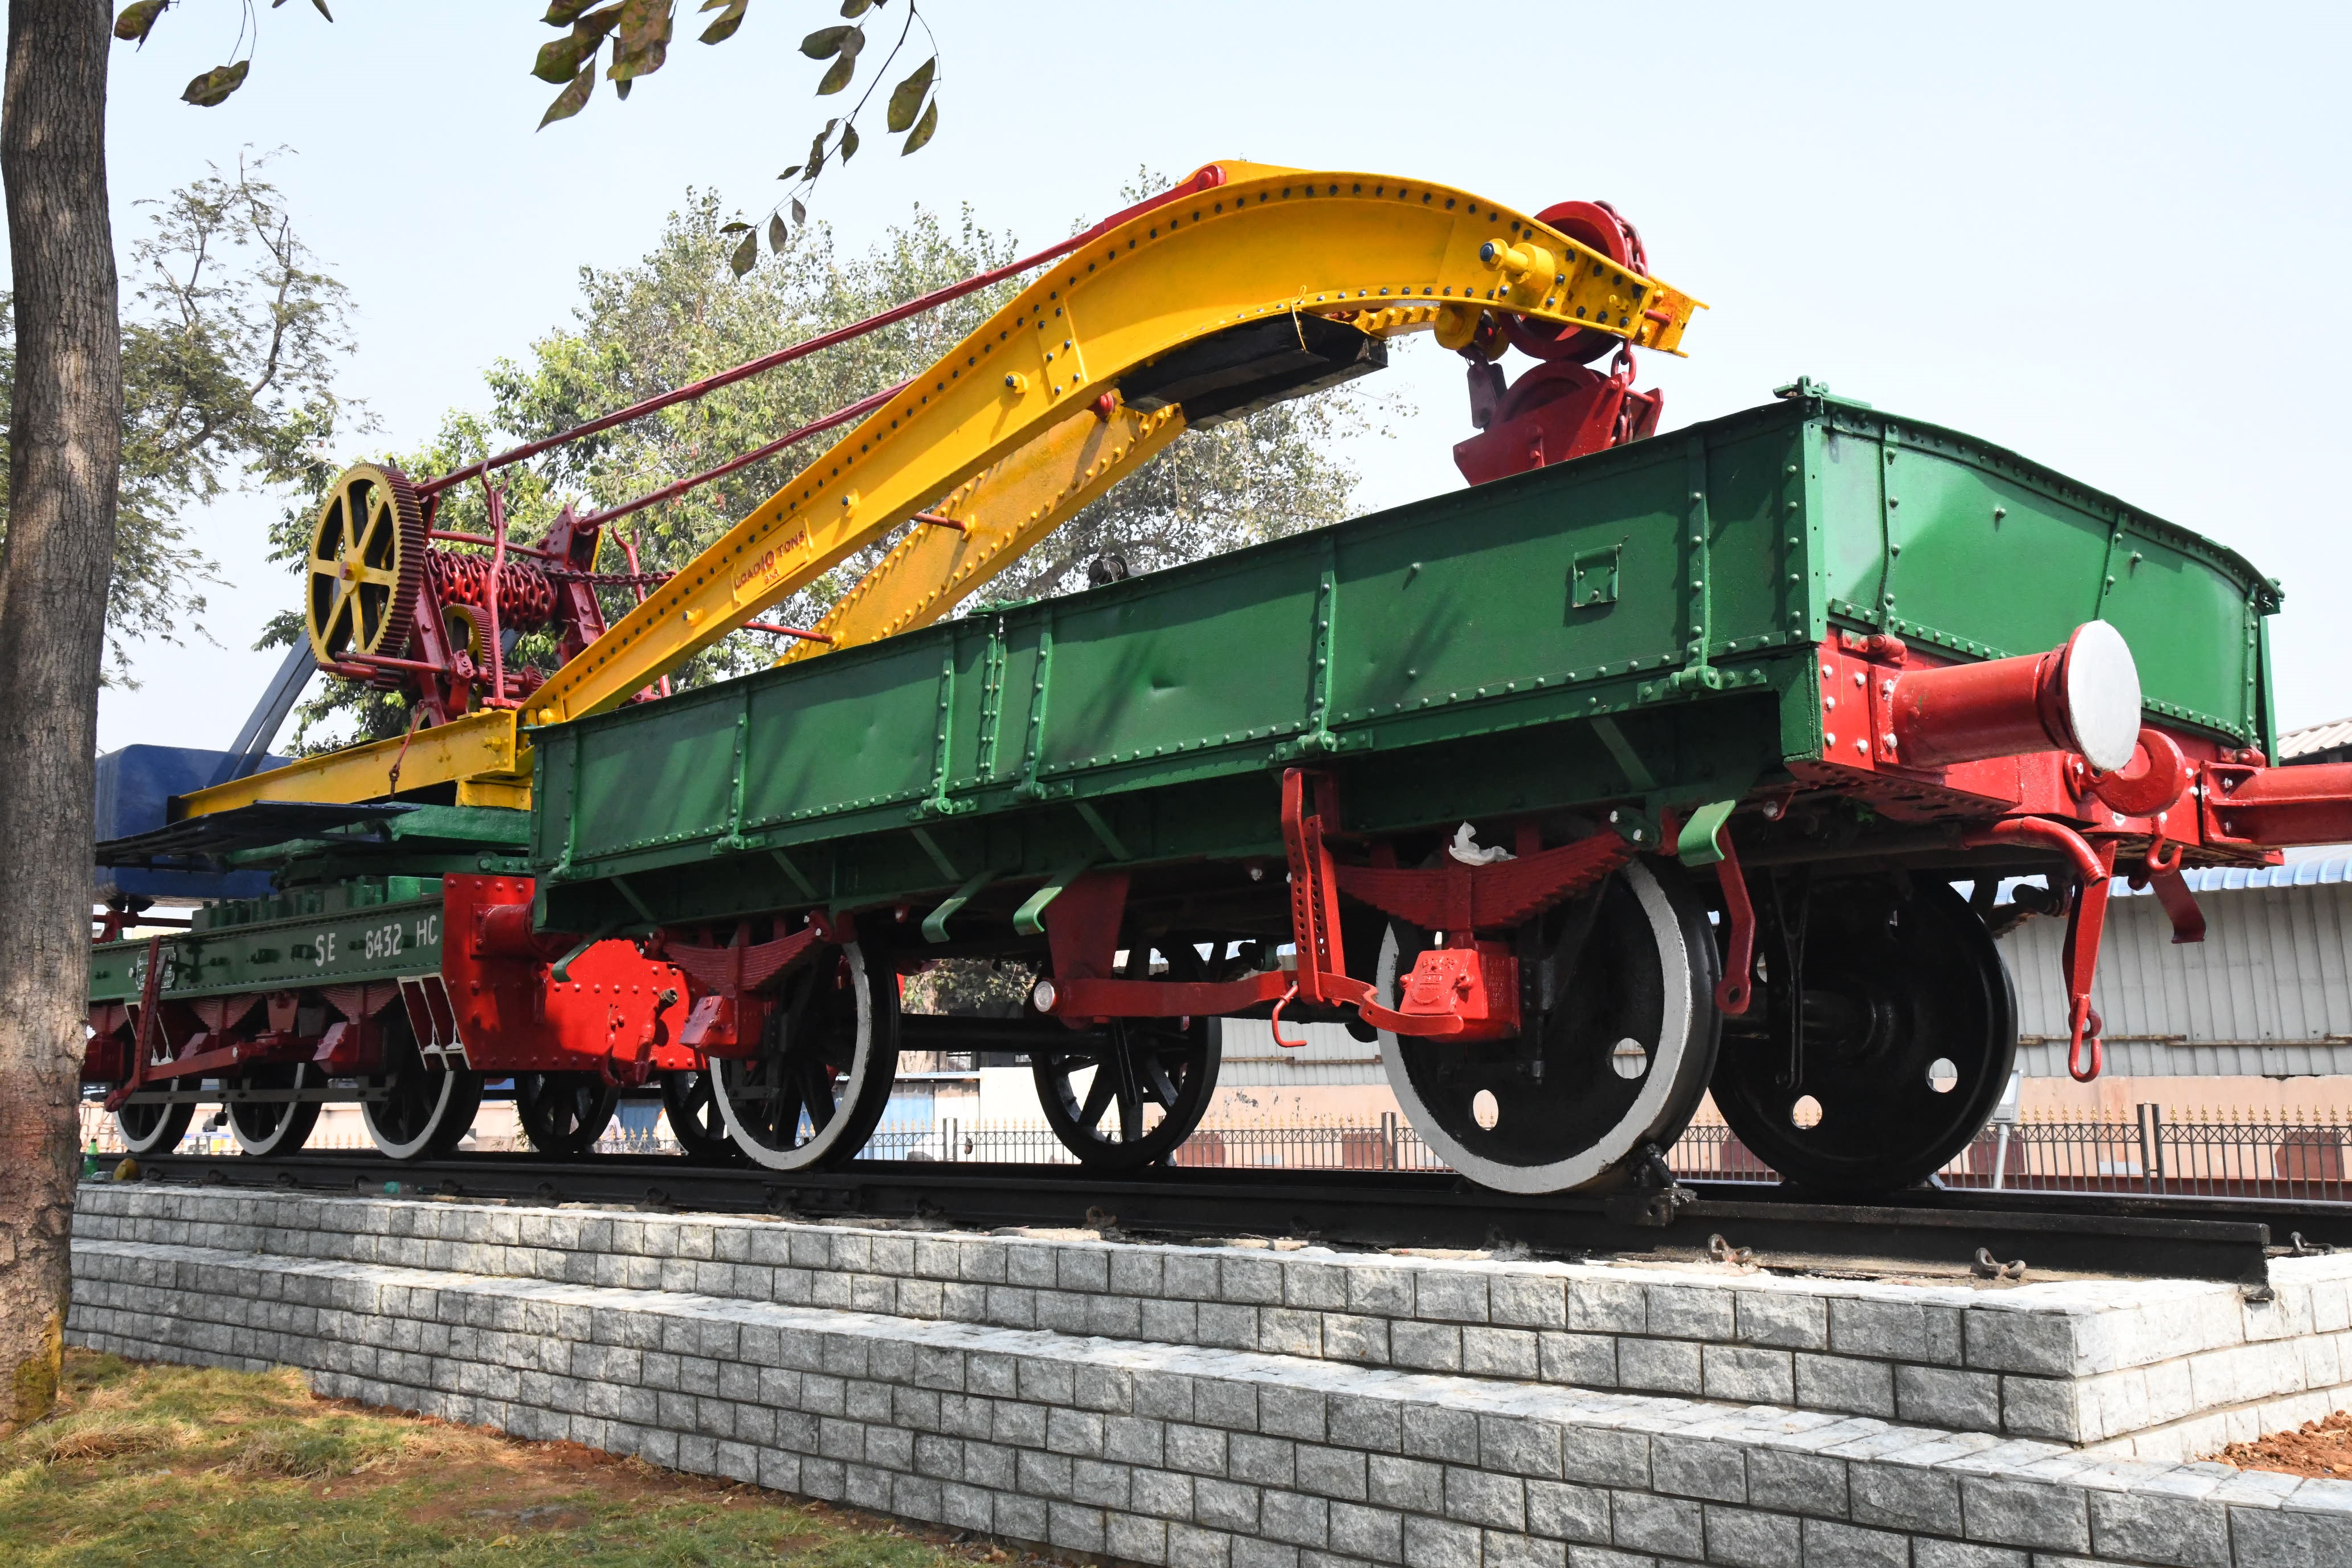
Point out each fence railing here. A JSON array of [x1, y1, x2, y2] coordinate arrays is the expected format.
[[81, 1099, 2352, 1203]]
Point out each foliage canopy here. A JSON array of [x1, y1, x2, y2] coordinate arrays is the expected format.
[[0, 154, 358, 685]]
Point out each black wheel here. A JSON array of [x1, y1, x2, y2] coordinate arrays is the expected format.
[[362, 1014, 483, 1159], [115, 1096, 194, 1157], [710, 940, 899, 1171], [1711, 875, 2018, 1194], [227, 1062, 322, 1156], [1034, 940, 1222, 1169], [660, 1068, 740, 1161], [514, 1071, 619, 1157], [1377, 859, 1721, 1194]]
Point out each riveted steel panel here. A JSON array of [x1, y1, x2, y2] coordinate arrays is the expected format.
[[530, 395, 2277, 932]]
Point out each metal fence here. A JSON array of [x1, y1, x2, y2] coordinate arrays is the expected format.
[[1660, 1108, 2352, 1202], [81, 1097, 2352, 1202]]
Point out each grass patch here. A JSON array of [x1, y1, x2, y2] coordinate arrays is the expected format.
[[3, 1349, 1068, 1566]]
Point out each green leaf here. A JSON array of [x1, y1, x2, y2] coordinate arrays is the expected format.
[[768, 213, 788, 251], [698, 0, 749, 44], [729, 230, 759, 277], [610, 0, 672, 80], [790, 198, 806, 224], [533, 34, 591, 82], [839, 122, 859, 160], [804, 129, 829, 178], [537, 60, 596, 128], [902, 96, 938, 154], [309, 0, 334, 19], [614, 76, 632, 99], [113, 2, 168, 45], [801, 24, 855, 58], [840, 0, 875, 14], [816, 51, 856, 95], [720, 221, 752, 234], [181, 61, 251, 108], [885, 56, 934, 132], [542, 1, 600, 21], [776, 164, 802, 179]]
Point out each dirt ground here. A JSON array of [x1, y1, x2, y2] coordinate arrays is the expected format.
[[3, 1349, 1083, 1567], [2214, 1408, 2352, 1479]]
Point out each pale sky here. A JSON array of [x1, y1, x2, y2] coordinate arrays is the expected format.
[[84, 1, 2352, 752]]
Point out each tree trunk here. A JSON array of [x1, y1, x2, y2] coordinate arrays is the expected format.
[[0, 0, 118, 1435]]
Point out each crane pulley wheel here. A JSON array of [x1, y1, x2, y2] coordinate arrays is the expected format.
[[1502, 200, 1652, 366], [305, 462, 426, 668]]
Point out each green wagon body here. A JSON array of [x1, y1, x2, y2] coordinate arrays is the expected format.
[[529, 391, 2276, 934], [89, 881, 447, 1006]]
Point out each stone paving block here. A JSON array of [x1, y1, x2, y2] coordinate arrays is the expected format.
[[1485, 1532, 1567, 1568], [1612, 1491, 1705, 1558], [1403, 1514, 1482, 1568], [1704, 1347, 1795, 1407], [70, 1190, 2352, 1568], [1493, 1275, 1569, 1331], [1542, 1332, 1620, 1389], [1899, 1366, 2003, 1433], [1370, 1455, 1447, 1516], [1653, 1435, 1747, 1503], [1298, 1443, 1369, 1502], [1569, 1280, 1648, 1336], [1957, 1475, 2089, 1553], [1468, 1328, 1542, 1381], [1392, 1321, 1465, 1373], [1621, 1338, 1705, 1396], [1447, 1467, 1528, 1530]]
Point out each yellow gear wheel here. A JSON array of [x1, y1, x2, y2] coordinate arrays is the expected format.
[[305, 463, 425, 667]]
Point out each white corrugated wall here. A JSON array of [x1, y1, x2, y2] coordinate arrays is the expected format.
[[1212, 1020, 1386, 1086], [1999, 876, 2352, 1076]]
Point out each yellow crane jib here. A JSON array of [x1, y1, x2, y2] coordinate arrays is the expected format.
[[521, 166, 1701, 726], [174, 163, 1702, 820]]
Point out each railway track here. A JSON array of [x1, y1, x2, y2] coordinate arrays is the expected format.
[[126, 1151, 2352, 1289]]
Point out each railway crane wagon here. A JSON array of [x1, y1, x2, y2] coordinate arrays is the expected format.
[[83, 162, 2352, 1195]]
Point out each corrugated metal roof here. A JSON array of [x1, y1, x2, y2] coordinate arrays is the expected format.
[[2111, 858, 2352, 896], [2279, 716, 2352, 760]]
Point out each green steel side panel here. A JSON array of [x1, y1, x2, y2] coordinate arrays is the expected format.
[[743, 635, 949, 827], [1326, 438, 1690, 724], [573, 691, 737, 858], [530, 395, 2277, 921], [1806, 409, 2277, 743], [1816, 420, 1890, 620], [89, 895, 446, 1005], [1035, 545, 1325, 775], [2097, 539, 2267, 739], [1698, 423, 1813, 661]]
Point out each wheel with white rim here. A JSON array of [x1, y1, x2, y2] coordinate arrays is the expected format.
[[660, 1068, 740, 1162], [1711, 875, 2017, 1194], [227, 1061, 322, 1156], [1375, 858, 1721, 1194], [1032, 939, 1223, 1170], [514, 1071, 619, 1157], [362, 1013, 483, 1159], [710, 940, 900, 1171], [114, 1095, 195, 1157]]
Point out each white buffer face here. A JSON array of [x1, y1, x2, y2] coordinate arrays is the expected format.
[[2063, 619, 2143, 774]]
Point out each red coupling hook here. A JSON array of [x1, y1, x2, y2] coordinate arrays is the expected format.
[[2069, 1002, 2105, 1084], [1271, 983, 1307, 1048]]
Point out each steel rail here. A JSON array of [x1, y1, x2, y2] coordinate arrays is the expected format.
[[125, 1153, 2318, 1288]]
